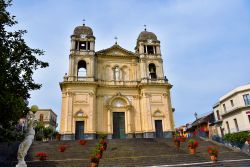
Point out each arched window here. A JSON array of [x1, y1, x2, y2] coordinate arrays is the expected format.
[[149, 63, 157, 79], [39, 114, 44, 122], [114, 66, 120, 81], [78, 60, 87, 77]]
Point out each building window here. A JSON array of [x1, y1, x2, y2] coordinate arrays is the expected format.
[[226, 121, 230, 134], [147, 45, 154, 54], [230, 100, 234, 107], [144, 45, 146, 53], [148, 63, 157, 79], [243, 94, 250, 106], [216, 110, 220, 120], [234, 118, 239, 132], [223, 104, 226, 112], [39, 114, 44, 122], [75, 41, 90, 51], [248, 115, 250, 124], [79, 41, 86, 50], [77, 60, 87, 78]]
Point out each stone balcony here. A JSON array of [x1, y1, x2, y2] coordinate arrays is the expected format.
[[63, 76, 169, 86]]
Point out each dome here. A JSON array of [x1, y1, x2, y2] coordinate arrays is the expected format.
[[137, 30, 158, 41], [73, 24, 93, 37]]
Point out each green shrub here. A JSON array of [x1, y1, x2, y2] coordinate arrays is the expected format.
[[43, 127, 53, 138], [223, 131, 250, 148]]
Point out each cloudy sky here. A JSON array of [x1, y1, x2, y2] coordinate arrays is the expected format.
[[9, 0, 250, 128]]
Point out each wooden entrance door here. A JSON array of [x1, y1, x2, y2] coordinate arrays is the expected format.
[[113, 112, 125, 139], [155, 120, 163, 138], [75, 121, 84, 139]]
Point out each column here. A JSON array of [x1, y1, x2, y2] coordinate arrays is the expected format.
[[107, 109, 111, 134], [127, 108, 131, 133]]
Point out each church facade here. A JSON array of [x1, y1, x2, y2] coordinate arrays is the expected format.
[[60, 24, 175, 140]]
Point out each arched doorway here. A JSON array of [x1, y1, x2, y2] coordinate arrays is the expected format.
[[111, 98, 127, 139], [153, 110, 164, 138]]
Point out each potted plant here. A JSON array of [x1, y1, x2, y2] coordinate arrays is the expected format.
[[58, 144, 67, 152], [94, 148, 102, 159], [35, 152, 48, 161], [180, 136, 186, 142], [207, 146, 218, 162], [173, 137, 181, 148], [90, 155, 99, 167], [99, 139, 108, 151], [78, 139, 87, 145], [187, 139, 199, 154]]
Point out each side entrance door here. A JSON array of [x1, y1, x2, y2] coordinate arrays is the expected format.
[[155, 120, 163, 138], [113, 112, 126, 139], [75, 121, 84, 140]]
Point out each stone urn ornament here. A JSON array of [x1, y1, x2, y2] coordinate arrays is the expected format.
[[16, 105, 38, 167]]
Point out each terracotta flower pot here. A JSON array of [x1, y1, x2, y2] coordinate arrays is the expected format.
[[189, 148, 196, 154], [91, 162, 98, 167], [175, 141, 180, 148], [210, 155, 217, 162]]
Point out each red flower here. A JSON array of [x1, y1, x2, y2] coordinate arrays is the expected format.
[[78, 139, 87, 145], [207, 146, 218, 156], [187, 139, 199, 149], [36, 152, 47, 158], [96, 153, 102, 159], [58, 145, 67, 152], [194, 141, 199, 147]]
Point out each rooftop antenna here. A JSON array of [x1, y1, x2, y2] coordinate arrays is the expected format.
[[82, 19, 85, 26], [114, 36, 118, 44], [144, 24, 147, 31]]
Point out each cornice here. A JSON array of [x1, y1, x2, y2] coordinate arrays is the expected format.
[[60, 80, 172, 89]]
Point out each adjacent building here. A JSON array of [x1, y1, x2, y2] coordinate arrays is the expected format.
[[59, 24, 175, 140], [213, 84, 250, 137], [186, 112, 215, 138], [35, 109, 57, 130]]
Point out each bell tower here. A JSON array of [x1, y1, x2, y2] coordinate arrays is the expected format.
[[68, 23, 95, 81], [135, 26, 165, 82]]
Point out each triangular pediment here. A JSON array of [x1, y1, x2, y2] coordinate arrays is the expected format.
[[96, 44, 136, 57]]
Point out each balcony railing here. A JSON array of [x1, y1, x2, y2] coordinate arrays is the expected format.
[[63, 76, 169, 85]]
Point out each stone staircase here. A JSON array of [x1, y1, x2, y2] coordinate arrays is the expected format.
[[5, 138, 250, 167]]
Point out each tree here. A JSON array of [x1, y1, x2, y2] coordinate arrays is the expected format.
[[0, 0, 49, 142]]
